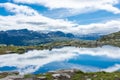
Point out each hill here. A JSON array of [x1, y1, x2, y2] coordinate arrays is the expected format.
[[99, 31, 120, 47]]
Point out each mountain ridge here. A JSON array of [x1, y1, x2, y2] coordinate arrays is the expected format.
[[0, 29, 76, 46], [0, 29, 103, 46]]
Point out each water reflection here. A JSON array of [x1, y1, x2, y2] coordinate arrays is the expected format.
[[0, 45, 120, 74]]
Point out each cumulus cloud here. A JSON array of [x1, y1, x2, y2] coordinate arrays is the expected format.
[[0, 2, 39, 16], [75, 20, 120, 34], [1, 14, 120, 34], [13, 0, 120, 16], [0, 2, 120, 34], [0, 3, 77, 32], [0, 15, 77, 32], [0, 45, 120, 74]]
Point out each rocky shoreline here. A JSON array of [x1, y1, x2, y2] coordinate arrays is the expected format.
[[0, 69, 78, 80], [1, 69, 120, 80]]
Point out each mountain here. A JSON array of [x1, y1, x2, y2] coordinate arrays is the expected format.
[[0, 29, 75, 46], [47, 31, 74, 38]]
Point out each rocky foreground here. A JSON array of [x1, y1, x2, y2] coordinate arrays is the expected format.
[[1, 69, 120, 80]]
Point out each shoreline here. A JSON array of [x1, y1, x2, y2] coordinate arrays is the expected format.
[[1, 69, 120, 80], [0, 39, 119, 55]]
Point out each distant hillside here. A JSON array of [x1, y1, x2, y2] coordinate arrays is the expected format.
[[99, 31, 120, 47], [0, 30, 120, 54], [100, 31, 120, 40], [0, 29, 75, 46], [77, 33, 102, 40]]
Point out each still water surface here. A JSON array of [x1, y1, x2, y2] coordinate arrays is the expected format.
[[0, 45, 120, 74]]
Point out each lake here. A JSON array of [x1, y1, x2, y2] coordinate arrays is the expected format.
[[0, 45, 120, 74]]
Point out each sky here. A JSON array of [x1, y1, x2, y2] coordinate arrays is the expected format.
[[0, 0, 120, 34]]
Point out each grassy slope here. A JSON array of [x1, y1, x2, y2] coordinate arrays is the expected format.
[[98, 31, 120, 47]]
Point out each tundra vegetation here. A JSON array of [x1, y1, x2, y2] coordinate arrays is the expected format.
[[1, 70, 120, 80]]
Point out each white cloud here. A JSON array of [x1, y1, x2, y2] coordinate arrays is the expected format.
[[0, 2, 39, 16], [0, 3, 77, 32], [0, 2, 120, 35], [0, 45, 120, 74], [0, 14, 120, 34], [13, 0, 120, 16], [0, 15, 77, 32], [75, 20, 120, 34]]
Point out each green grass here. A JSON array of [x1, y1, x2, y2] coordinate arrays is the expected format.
[[72, 71, 120, 80], [1, 71, 120, 80]]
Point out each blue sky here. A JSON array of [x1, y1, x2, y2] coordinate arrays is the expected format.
[[0, 0, 120, 34]]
